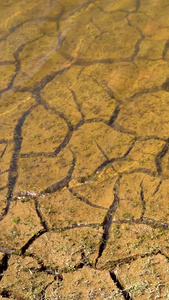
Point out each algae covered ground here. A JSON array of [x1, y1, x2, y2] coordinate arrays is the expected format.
[[1, 0, 169, 299]]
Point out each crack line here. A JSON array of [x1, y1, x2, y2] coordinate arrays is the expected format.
[[140, 180, 146, 219], [1, 104, 37, 220], [95, 176, 121, 266], [68, 188, 108, 210], [110, 272, 132, 300]]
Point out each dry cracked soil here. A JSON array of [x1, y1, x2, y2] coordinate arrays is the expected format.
[[1, 0, 169, 299]]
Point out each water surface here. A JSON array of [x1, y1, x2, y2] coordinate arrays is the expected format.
[[1, 0, 169, 299]]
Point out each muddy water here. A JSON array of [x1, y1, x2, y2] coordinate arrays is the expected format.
[[1, 0, 169, 299]]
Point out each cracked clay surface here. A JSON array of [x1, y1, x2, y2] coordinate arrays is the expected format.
[[1, 0, 169, 299]]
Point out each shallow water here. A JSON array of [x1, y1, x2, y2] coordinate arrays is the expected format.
[[1, 0, 169, 299]]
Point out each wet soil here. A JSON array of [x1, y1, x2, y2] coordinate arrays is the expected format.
[[1, 0, 169, 299]]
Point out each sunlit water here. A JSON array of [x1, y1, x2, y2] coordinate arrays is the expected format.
[[1, 0, 169, 299]]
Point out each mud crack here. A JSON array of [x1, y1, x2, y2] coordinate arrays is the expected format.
[[0, 253, 10, 282], [1, 105, 37, 219], [155, 138, 169, 175], [110, 272, 132, 300], [95, 176, 121, 266]]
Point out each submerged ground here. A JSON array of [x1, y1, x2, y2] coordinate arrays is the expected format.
[[1, 0, 169, 299]]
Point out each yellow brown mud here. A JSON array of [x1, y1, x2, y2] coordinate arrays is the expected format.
[[1, 0, 169, 299]]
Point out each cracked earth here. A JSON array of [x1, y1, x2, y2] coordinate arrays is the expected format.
[[1, 0, 169, 299]]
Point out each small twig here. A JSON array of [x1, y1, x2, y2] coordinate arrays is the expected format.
[[96, 142, 116, 171]]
